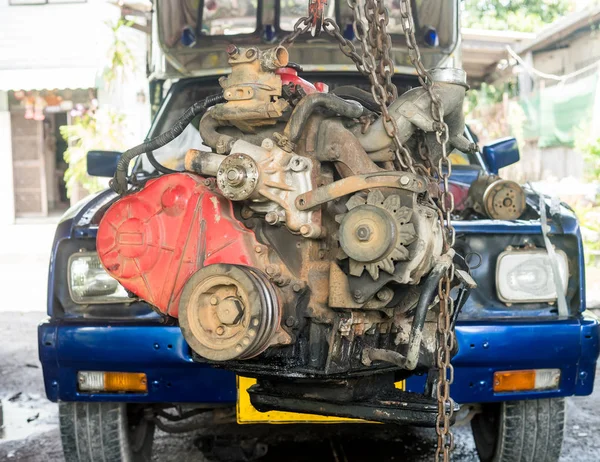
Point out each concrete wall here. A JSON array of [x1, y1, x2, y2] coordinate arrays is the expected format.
[[532, 30, 600, 77], [509, 27, 600, 183], [502, 141, 585, 183]]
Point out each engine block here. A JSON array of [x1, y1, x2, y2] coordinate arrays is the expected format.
[[98, 45, 473, 383]]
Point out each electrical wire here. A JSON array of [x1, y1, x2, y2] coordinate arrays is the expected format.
[[506, 45, 600, 83], [111, 93, 225, 195]]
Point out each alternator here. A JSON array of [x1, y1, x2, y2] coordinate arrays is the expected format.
[[337, 190, 417, 280]]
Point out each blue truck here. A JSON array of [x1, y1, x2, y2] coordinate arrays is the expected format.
[[39, 1, 600, 461]]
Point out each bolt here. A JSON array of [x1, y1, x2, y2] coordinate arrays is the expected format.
[[355, 225, 372, 242], [400, 175, 411, 186], [216, 139, 227, 154], [226, 44, 238, 56], [330, 146, 340, 159], [241, 207, 254, 219], [216, 297, 244, 325], [353, 289, 363, 300], [292, 283, 302, 292], [285, 316, 296, 327], [376, 288, 393, 301], [210, 296, 219, 306], [265, 211, 279, 225], [216, 326, 225, 336], [503, 197, 513, 207], [274, 276, 290, 287], [245, 48, 256, 58], [226, 167, 245, 186], [265, 265, 279, 276], [254, 245, 263, 254], [261, 138, 274, 150]]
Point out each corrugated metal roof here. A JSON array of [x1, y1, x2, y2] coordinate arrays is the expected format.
[[516, 5, 600, 54]]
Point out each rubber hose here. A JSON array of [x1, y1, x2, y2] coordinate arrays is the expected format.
[[199, 112, 236, 153], [283, 93, 365, 145], [111, 93, 225, 194], [331, 86, 381, 113], [146, 150, 178, 174]]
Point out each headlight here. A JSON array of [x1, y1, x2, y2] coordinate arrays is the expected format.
[[496, 248, 568, 303], [68, 252, 130, 304]]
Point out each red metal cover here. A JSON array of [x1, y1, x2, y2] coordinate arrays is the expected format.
[[276, 67, 327, 95], [97, 173, 261, 317]]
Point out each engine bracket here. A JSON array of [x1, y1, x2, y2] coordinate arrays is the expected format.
[[248, 377, 456, 426]]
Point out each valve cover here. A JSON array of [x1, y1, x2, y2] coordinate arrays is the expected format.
[[97, 173, 263, 317]]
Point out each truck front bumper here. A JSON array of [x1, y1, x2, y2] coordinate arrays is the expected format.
[[39, 313, 600, 405]]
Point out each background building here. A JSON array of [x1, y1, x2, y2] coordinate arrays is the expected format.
[[0, 0, 149, 224]]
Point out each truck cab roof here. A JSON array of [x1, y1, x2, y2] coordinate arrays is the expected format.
[[150, 0, 459, 80]]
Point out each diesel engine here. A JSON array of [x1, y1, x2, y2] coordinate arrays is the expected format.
[[97, 39, 477, 425]]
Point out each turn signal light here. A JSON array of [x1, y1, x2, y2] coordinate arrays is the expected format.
[[493, 369, 560, 393], [78, 371, 148, 393]]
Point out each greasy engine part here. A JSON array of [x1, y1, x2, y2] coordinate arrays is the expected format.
[[210, 46, 291, 132], [179, 264, 283, 361], [100, 1, 470, 435], [466, 174, 526, 220], [98, 173, 284, 319], [248, 374, 454, 427], [352, 68, 476, 165], [186, 138, 322, 237], [336, 190, 442, 283], [100, 43, 466, 374], [337, 190, 418, 280]]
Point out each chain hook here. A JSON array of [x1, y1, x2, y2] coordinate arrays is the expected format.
[[308, 0, 327, 37]]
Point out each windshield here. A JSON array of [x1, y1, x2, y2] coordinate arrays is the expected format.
[[154, 0, 458, 78]]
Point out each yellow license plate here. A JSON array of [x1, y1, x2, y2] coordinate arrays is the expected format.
[[236, 376, 405, 424]]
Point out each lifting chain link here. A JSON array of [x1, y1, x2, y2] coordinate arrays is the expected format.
[[397, 2, 456, 459], [281, 2, 456, 460]]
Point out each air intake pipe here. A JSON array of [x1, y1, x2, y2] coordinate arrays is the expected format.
[[354, 68, 475, 162]]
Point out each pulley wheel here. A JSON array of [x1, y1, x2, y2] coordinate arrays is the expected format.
[[179, 264, 279, 361], [483, 179, 526, 220]]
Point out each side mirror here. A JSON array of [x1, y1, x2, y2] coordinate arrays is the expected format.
[[482, 137, 520, 175], [87, 150, 122, 177]]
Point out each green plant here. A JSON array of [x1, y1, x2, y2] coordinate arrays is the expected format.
[[104, 18, 136, 85], [462, 0, 572, 32], [573, 204, 600, 266], [60, 106, 127, 198], [579, 136, 600, 181]]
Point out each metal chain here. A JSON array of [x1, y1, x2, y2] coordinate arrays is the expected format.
[[281, 3, 456, 460], [396, 1, 456, 460], [279, 16, 313, 48], [322, 1, 415, 173]]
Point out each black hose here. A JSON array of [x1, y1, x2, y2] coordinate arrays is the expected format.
[[283, 93, 365, 145], [331, 86, 381, 113], [363, 262, 449, 371], [146, 150, 178, 174], [111, 93, 225, 194], [403, 262, 449, 370]]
